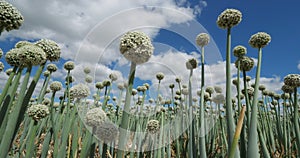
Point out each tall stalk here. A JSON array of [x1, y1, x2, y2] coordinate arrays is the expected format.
[[199, 46, 207, 158], [225, 28, 238, 156], [247, 48, 262, 157], [116, 62, 136, 158], [293, 87, 300, 156], [0, 66, 32, 157]]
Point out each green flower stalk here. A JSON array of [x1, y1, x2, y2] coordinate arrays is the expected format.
[[49, 81, 62, 140], [116, 31, 153, 158], [186, 58, 198, 158], [233, 45, 248, 157], [0, 0, 24, 34], [284, 74, 300, 155], [196, 32, 210, 158], [0, 48, 23, 108], [0, 43, 48, 157], [217, 8, 242, 157], [247, 32, 271, 157]]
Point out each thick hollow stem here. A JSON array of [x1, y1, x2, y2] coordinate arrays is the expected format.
[[225, 28, 238, 157], [199, 46, 207, 158], [0, 66, 32, 157], [247, 48, 263, 157], [116, 62, 136, 158]]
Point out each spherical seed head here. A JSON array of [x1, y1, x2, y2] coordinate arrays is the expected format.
[[149, 98, 154, 104], [186, 58, 198, 70], [15, 41, 31, 48], [196, 33, 210, 47], [85, 75, 93, 83], [45, 88, 51, 94], [204, 92, 210, 100], [64, 61, 75, 71], [27, 104, 49, 121], [217, 8, 242, 29], [0, 48, 3, 58], [205, 86, 214, 95], [165, 99, 171, 104], [95, 82, 104, 89], [0, 1, 24, 33], [137, 85, 147, 92], [212, 94, 225, 104], [241, 87, 254, 97], [83, 67, 91, 74], [271, 100, 278, 106], [143, 83, 150, 90], [102, 80, 111, 87], [174, 95, 181, 100], [214, 86, 222, 93], [196, 90, 201, 97], [281, 93, 290, 99], [169, 83, 175, 89], [50, 81, 62, 92], [53, 102, 60, 108], [146, 119, 160, 134], [95, 121, 118, 143], [268, 91, 275, 97], [246, 76, 251, 82], [262, 90, 269, 96], [233, 45, 247, 58], [156, 72, 164, 81], [181, 88, 189, 95], [284, 74, 300, 87], [175, 77, 181, 83], [117, 82, 124, 90], [35, 39, 61, 62], [47, 63, 57, 73], [85, 107, 107, 127], [109, 73, 118, 81], [5, 48, 21, 67], [119, 31, 154, 64], [235, 56, 254, 72], [132, 89, 137, 96], [192, 97, 198, 103], [42, 98, 51, 105], [5, 68, 13, 76], [43, 70, 50, 77], [249, 32, 271, 48], [258, 85, 266, 91], [65, 75, 75, 83], [232, 79, 239, 86], [274, 94, 280, 100], [0, 62, 4, 72], [18, 44, 47, 66], [281, 84, 294, 93], [70, 83, 90, 99]]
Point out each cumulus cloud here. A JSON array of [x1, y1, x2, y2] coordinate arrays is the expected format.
[[0, 0, 285, 104], [298, 62, 300, 70], [2, 0, 201, 61]]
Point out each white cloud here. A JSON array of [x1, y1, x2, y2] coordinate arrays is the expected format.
[[0, 0, 284, 104], [2, 0, 200, 62], [298, 62, 300, 70]]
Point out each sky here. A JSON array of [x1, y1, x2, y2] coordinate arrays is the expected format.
[[0, 0, 299, 100]]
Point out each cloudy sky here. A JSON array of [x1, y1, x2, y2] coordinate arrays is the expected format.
[[0, 0, 299, 99]]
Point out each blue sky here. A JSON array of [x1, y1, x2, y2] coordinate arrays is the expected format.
[[0, 0, 299, 98], [197, 0, 300, 77]]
